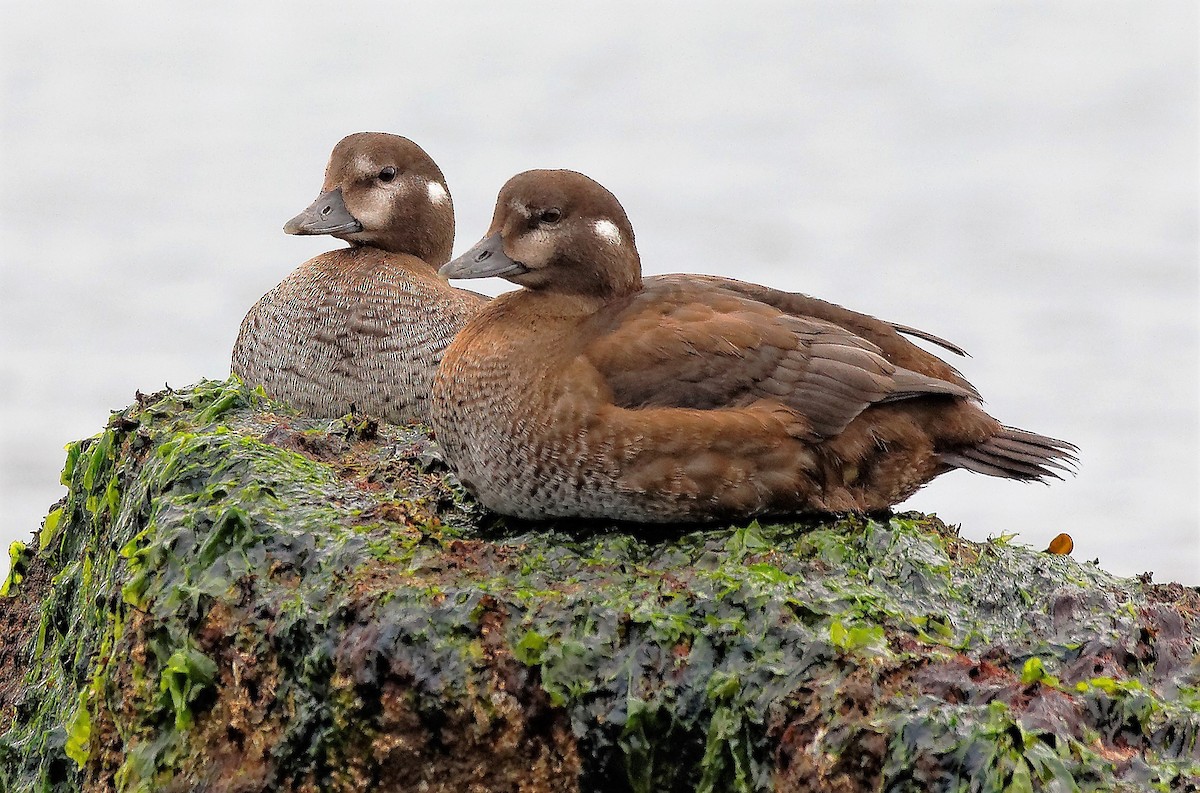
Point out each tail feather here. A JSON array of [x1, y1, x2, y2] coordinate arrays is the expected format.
[[940, 451, 1024, 480], [945, 446, 1065, 480], [987, 435, 1076, 473], [941, 425, 1079, 482]]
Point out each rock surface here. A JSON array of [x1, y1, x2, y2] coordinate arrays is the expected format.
[[1, 378, 1198, 792]]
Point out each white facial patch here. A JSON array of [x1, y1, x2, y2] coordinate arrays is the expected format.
[[592, 219, 621, 245], [426, 180, 450, 206]]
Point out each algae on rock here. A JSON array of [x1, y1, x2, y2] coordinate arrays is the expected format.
[[1, 378, 1198, 792]]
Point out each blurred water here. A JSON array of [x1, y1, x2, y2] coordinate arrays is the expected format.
[[2, 3, 1196, 582]]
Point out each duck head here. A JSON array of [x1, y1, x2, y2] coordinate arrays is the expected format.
[[284, 132, 455, 264], [442, 169, 642, 298]]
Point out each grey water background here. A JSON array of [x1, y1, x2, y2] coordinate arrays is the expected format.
[[1, 3, 1196, 583]]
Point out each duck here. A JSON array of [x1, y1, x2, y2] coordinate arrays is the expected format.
[[232, 132, 486, 423], [430, 169, 1077, 522]]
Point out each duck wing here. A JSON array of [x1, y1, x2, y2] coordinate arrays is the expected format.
[[649, 274, 977, 394], [583, 278, 975, 439]]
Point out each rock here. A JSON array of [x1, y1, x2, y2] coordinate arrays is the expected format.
[[1, 378, 1198, 792]]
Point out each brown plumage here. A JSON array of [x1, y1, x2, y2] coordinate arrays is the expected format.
[[232, 133, 485, 422], [430, 169, 1077, 522]]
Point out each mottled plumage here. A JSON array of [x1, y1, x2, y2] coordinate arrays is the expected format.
[[431, 169, 1076, 522], [232, 133, 485, 422], [234, 246, 482, 422]]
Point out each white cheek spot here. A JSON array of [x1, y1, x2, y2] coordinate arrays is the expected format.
[[592, 219, 621, 245], [426, 180, 450, 206], [513, 228, 552, 268]]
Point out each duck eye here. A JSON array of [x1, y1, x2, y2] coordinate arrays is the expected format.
[[378, 167, 397, 183], [539, 208, 562, 224]]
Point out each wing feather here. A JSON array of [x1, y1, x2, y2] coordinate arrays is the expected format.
[[584, 279, 974, 438]]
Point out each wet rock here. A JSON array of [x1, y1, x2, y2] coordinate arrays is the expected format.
[[1, 378, 1198, 792]]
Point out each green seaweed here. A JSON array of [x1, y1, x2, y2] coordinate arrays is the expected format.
[[0, 376, 1198, 792], [1, 542, 31, 597]]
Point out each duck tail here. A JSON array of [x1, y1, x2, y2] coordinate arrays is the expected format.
[[940, 426, 1079, 481]]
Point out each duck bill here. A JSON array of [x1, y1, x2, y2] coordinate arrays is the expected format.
[[283, 188, 363, 236], [439, 233, 530, 279]]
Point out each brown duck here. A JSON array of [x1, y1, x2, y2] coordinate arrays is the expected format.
[[431, 169, 1076, 522], [232, 133, 485, 423]]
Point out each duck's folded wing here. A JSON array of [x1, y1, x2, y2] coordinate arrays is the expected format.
[[651, 274, 977, 393], [583, 282, 975, 439]]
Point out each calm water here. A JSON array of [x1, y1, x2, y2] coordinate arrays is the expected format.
[[2, 4, 1197, 582]]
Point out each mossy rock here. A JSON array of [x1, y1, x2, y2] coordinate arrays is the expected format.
[[1, 378, 1198, 792]]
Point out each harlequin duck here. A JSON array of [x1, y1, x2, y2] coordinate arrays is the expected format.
[[232, 133, 485, 423], [430, 169, 1076, 522]]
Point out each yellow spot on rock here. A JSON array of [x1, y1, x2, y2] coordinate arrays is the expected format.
[[1045, 533, 1074, 555]]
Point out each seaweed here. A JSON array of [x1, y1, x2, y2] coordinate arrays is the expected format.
[[0, 377, 1197, 792]]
